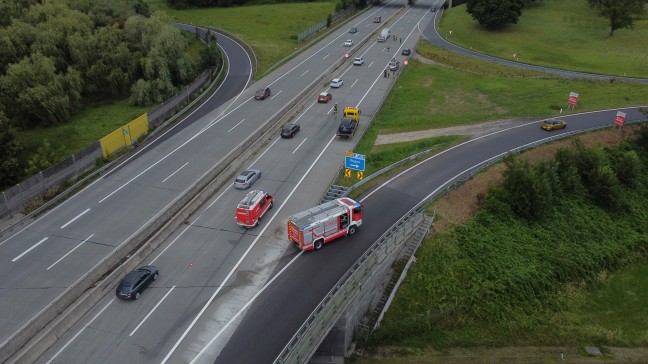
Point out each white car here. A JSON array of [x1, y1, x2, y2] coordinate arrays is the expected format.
[[353, 57, 364, 66], [330, 78, 343, 88], [343, 39, 353, 47]]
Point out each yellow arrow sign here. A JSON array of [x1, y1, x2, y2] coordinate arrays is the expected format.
[[345, 169, 351, 177], [357, 171, 364, 180]]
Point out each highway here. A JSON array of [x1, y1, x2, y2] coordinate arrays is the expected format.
[[26, 1, 648, 364], [30, 1, 418, 363]]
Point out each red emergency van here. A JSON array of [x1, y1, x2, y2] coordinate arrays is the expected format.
[[236, 190, 273, 228]]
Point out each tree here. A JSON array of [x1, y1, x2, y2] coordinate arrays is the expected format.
[[25, 140, 67, 176], [466, 0, 524, 30], [0, 111, 24, 189], [587, 0, 648, 36], [0, 53, 82, 127], [502, 154, 552, 220]]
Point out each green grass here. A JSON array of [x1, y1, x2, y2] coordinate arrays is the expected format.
[[16, 99, 150, 157], [369, 142, 648, 350], [145, 0, 338, 75], [372, 41, 648, 135], [544, 263, 648, 347], [437, 0, 648, 78]]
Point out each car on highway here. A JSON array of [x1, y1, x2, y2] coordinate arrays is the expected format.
[[401, 48, 411, 56], [234, 169, 261, 189], [343, 39, 353, 47], [330, 78, 343, 88], [430, 6, 437, 12], [317, 92, 332, 103], [540, 118, 567, 131], [388, 60, 400, 71], [373, 16, 381, 23], [353, 57, 364, 66], [349, 27, 357, 34], [255, 87, 271, 100], [116, 266, 158, 300], [281, 123, 300, 138]]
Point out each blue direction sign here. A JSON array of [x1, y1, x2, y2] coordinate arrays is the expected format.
[[345, 152, 366, 171]]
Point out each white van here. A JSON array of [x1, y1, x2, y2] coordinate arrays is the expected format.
[[377, 28, 390, 42]]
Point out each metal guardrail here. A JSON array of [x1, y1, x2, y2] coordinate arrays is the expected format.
[[274, 118, 648, 363]]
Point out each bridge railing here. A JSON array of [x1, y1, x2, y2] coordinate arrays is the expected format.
[[274, 118, 647, 364]]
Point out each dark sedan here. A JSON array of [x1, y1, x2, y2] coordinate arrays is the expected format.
[[255, 87, 271, 100], [116, 266, 158, 300], [401, 48, 411, 56], [281, 123, 300, 138]]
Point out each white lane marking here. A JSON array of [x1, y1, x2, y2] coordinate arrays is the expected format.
[[322, 54, 329, 60], [300, 70, 309, 77], [351, 79, 358, 88], [60, 208, 90, 229], [11, 237, 48, 262], [292, 138, 307, 155], [228, 119, 245, 132], [368, 61, 374, 68], [269, 90, 283, 100], [149, 136, 281, 265], [163, 135, 338, 364], [47, 234, 94, 270], [188, 251, 304, 364], [162, 162, 189, 183], [46, 299, 114, 364], [129, 286, 175, 336]]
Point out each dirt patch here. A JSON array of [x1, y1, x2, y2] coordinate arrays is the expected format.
[[360, 345, 648, 364]]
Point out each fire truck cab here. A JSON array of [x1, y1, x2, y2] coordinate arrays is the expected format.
[[287, 197, 363, 251], [236, 190, 273, 228]]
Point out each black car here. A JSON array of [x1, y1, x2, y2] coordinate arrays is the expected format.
[[281, 123, 300, 138], [401, 48, 411, 56], [430, 6, 437, 12], [349, 27, 358, 34], [255, 87, 271, 100], [116, 266, 158, 300]]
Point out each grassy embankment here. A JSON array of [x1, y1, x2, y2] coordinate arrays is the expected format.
[[337, 40, 648, 189], [145, 0, 339, 75], [437, 0, 648, 78]]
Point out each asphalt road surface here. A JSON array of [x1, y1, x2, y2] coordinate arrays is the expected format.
[[31, 2, 648, 364]]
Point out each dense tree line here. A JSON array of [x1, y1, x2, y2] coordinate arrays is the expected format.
[[0, 0, 221, 189], [0, 0, 197, 130]]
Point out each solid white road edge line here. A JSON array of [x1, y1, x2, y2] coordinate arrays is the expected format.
[[161, 135, 338, 364]]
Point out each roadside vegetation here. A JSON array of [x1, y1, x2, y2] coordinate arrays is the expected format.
[[438, 0, 648, 78], [145, 0, 339, 74], [0, 0, 215, 189], [361, 128, 648, 356]]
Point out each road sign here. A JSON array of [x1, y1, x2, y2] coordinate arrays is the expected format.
[[568, 92, 579, 106], [614, 111, 626, 126], [404, 59, 408, 66], [345, 169, 351, 177], [344, 152, 366, 171], [357, 171, 364, 180], [345, 53, 349, 59]]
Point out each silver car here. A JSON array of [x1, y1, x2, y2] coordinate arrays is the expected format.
[[234, 169, 261, 189]]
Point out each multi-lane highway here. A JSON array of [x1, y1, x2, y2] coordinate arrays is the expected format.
[[13, 1, 647, 363], [25, 1, 426, 363]]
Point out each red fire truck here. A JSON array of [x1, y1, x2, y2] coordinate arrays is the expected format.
[[287, 197, 363, 251], [236, 190, 273, 228]]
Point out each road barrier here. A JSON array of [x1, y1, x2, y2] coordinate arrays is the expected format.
[[274, 117, 648, 363]]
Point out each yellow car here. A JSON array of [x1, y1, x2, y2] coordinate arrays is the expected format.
[[540, 118, 567, 131]]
